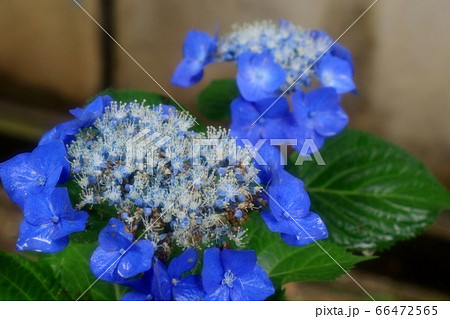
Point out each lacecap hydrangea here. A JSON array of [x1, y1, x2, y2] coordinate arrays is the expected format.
[[172, 19, 352, 156], [1, 96, 329, 300]]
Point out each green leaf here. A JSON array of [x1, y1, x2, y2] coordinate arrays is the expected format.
[[197, 79, 239, 121], [244, 213, 371, 287], [0, 251, 68, 300], [287, 128, 450, 250], [41, 242, 127, 300]]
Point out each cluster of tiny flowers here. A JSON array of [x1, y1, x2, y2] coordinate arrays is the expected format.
[[217, 20, 331, 90], [68, 101, 260, 254]]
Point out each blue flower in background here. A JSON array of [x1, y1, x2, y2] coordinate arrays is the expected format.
[[202, 248, 274, 301], [312, 30, 355, 94], [0, 140, 69, 207], [171, 30, 217, 87], [290, 87, 348, 154], [122, 248, 204, 301], [262, 170, 328, 246], [39, 95, 113, 146], [236, 51, 286, 101], [90, 218, 154, 283], [311, 29, 354, 73], [229, 96, 290, 143], [317, 56, 355, 94], [16, 187, 88, 253]]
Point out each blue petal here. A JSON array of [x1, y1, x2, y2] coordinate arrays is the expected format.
[[292, 87, 347, 140], [33, 140, 70, 185], [280, 212, 328, 246], [0, 153, 33, 206], [202, 248, 224, 294], [314, 106, 348, 137], [171, 59, 204, 87], [253, 96, 290, 119], [172, 275, 205, 301], [317, 55, 355, 94], [268, 171, 310, 221], [261, 210, 300, 235], [70, 95, 112, 128], [230, 97, 259, 127], [330, 43, 354, 73], [16, 221, 69, 253], [22, 190, 54, 225], [98, 218, 133, 251], [304, 87, 340, 110], [203, 285, 230, 301], [89, 246, 124, 283], [38, 119, 80, 146], [168, 248, 197, 279], [117, 240, 154, 278], [121, 291, 152, 301], [150, 259, 172, 301], [221, 249, 257, 277], [310, 30, 354, 71], [122, 274, 151, 295], [182, 30, 217, 62], [254, 143, 283, 185], [291, 125, 325, 156], [230, 265, 274, 301]]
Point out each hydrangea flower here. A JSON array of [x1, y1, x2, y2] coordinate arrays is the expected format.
[[261, 170, 328, 246], [171, 30, 217, 87], [202, 248, 274, 301], [236, 50, 286, 101], [16, 187, 88, 253], [290, 87, 348, 154], [0, 140, 69, 207], [172, 20, 355, 96], [122, 248, 204, 301], [90, 218, 154, 283], [229, 96, 290, 143]]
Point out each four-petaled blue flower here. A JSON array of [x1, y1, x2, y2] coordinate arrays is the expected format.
[[290, 87, 348, 154], [202, 248, 274, 301], [261, 170, 328, 246], [236, 51, 286, 101], [0, 140, 70, 207], [229, 96, 290, 143], [90, 218, 154, 283], [171, 30, 217, 87], [16, 187, 88, 253], [122, 248, 204, 301]]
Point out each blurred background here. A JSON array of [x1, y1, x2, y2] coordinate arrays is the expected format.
[[0, 0, 449, 300]]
